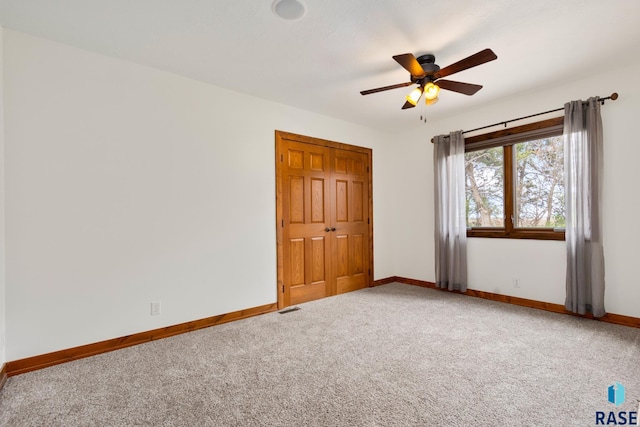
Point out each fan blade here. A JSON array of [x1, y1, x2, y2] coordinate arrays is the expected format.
[[433, 49, 497, 79], [393, 53, 426, 78], [360, 81, 414, 95], [401, 101, 416, 110], [436, 80, 483, 96]]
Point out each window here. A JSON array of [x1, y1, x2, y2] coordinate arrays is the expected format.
[[464, 117, 565, 240], [465, 146, 504, 227]]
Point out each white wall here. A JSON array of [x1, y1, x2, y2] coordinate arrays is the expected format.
[[4, 27, 639, 364], [0, 25, 6, 367], [3, 30, 395, 360], [393, 60, 640, 318]]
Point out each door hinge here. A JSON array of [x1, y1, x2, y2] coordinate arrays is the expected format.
[[280, 154, 283, 162], [368, 268, 371, 275], [282, 219, 284, 227], [368, 218, 370, 224], [367, 166, 370, 173], [282, 284, 285, 293]]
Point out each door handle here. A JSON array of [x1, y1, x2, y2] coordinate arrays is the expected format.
[[331, 227, 336, 232], [325, 227, 331, 232]]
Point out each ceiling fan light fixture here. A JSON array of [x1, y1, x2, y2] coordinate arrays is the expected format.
[[405, 87, 423, 106], [424, 82, 440, 100], [360, 48, 497, 111]]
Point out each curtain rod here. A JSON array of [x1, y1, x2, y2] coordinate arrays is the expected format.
[[430, 92, 619, 143]]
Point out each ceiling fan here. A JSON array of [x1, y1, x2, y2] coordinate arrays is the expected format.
[[360, 48, 497, 109]]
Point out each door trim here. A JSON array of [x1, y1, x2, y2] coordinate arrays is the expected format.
[[275, 130, 373, 309]]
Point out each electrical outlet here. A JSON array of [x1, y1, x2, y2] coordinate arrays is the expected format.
[[150, 301, 162, 316], [512, 278, 520, 288]]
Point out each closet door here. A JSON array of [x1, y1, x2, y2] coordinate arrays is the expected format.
[[276, 131, 372, 309], [280, 139, 332, 306], [331, 149, 370, 294]]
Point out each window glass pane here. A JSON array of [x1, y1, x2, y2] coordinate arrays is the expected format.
[[465, 147, 504, 227], [514, 136, 565, 228]]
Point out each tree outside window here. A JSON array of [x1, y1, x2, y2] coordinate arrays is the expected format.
[[514, 136, 565, 229], [464, 118, 565, 240]]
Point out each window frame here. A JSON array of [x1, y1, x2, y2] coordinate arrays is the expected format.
[[465, 116, 565, 241]]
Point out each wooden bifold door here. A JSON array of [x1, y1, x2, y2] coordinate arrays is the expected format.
[[276, 131, 373, 309]]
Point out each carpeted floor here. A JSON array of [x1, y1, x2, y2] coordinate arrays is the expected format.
[[1, 283, 639, 426]]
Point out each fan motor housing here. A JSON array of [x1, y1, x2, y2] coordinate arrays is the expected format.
[[416, 53, 440, 75]]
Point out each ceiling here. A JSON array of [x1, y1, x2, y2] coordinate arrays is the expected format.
[[1, 0, 639, 132]]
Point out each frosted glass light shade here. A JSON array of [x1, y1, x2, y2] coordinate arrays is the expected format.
[[405, 87, 423, 105], [424, 82, 440, 100]]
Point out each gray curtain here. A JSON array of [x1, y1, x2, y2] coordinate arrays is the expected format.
[[433, 131, 467, 291], [564, 98, 605, 317]]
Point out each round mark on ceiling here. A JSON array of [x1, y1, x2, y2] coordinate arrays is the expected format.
[[272, 0, 306, 21]]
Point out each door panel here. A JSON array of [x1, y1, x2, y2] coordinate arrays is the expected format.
[[335, 180, 349, 223], [288, 149, 304, 169], [352, 234, 364, 274], [335, 235, 349, 278], [310, 178, 325, 223], [289, 176, 304, 223], [310, 152, 325, 171], [310, 237, 326, 283], [352, 181, 364, 222], [277, 132, 372, 309], [289, 238, 305, 286]]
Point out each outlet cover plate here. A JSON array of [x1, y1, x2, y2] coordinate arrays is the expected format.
[[151, 301, 161, 316]]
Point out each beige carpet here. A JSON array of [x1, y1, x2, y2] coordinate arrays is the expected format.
[[1, 283, 639, 426]]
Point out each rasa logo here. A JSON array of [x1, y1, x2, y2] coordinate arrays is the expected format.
[[595, 382, 638, 425]]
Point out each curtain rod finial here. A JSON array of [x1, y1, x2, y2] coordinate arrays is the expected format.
[[610, 92, 619, 101]]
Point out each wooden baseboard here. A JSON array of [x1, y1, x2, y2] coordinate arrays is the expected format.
[[381, 276, 640, 329], [372, 276, 397, 286], [0, 363, 7, 391], [7, 302, 278, 377], [8, 278, 639, 377]]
